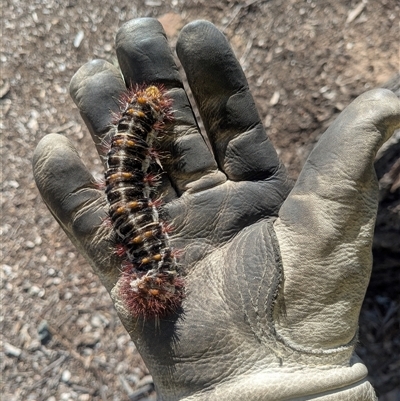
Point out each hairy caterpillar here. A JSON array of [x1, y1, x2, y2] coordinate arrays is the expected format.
[[105, 85, 184, 319]]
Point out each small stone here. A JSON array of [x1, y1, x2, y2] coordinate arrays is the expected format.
[[82, 348, 93, 356], [90, 315, 102, 328], [37, 320, 52, 345], [1, 99, 11, 115], [335, 102, 345, 111], [25, 241, 35, 249], [64, 292, 72, 300], [322, 90, 336, 100], [264, 114, 272, 128], [61, 369, 71, 383], [0, 224, 11, 235], [74, 30, 84, 48], [0, 80, 10, 98], [6, 180, 19, 189], [90, 313, 109, 328], [27, 114, 39, 134], [269, 91, 280, 106], [4, 342, 22, 358], [29, 285, 41, 295], [145, 0, 162, 6], [44, 278, 54, 287], [2, 264, 12, 276]]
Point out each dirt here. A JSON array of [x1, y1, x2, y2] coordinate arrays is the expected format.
[[1, 0, 399, 400]]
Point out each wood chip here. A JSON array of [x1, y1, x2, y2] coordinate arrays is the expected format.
[[346, 0, 367, 24]]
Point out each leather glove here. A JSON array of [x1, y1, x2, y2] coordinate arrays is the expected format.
[[33, 18, 400, 401]]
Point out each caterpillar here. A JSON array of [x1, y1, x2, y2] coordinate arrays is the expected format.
[[105, 85, 184, 319]]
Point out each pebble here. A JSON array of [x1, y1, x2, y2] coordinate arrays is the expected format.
[[90, 314, 103, 328], [73, 30, 84, 48], [145, 0, 162, 6], [5, 180, 19, 189], [2, 264, 12, 276], [37, 320, 52, 345], [4, 342, 22, 358], [29, 285, 41, 295], [60, 392, 74, 401], [27, 111, 39, 134], [269, 91, 280, 106], [64, 291, 72, 300], [0, 223, 11, 235], [61, 369, 71, 383], [25, 240, 35, 249]]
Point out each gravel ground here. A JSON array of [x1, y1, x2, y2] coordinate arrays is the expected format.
[[1, 1, 399, 400]]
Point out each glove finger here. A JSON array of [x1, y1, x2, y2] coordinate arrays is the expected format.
[[33, 134, 120, 291], [176, 20, 283, 182], [115, 18, 222, 195], [69, 59, 126, 158], [274, 89, 400, 350]]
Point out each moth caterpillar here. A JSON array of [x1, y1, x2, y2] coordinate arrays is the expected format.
[[105, 85, 184, 319]]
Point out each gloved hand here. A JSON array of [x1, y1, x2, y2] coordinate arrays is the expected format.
[[33, 18, 400, 401]]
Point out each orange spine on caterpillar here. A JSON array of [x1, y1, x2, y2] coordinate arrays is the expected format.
[[105, 84, 184, 319]]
